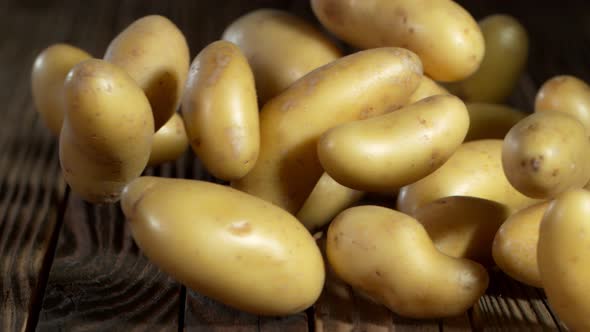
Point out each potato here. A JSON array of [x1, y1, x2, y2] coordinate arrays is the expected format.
[[104, 15, 189, 130], [222, 9, 342, 104], [121, 176, 325, 316], [535, 75, 590, 134], [147, 113, 188, 167], [318, 95, 469, 192], [446, 15, 529, 103], [182, 41, 259, 181], [406, 76, 449, 104], [538, 189, 590, 331], [311, 0, 484, 82], [296, 172, 364, 232], [31, 43, 91, 136], [327, 205, 488, 318], [465, 103, 526, 141], [59, 59, 154, 203], [502, 111, 590, 198], [397, 140, 540, 215], [232, 48, 422, 213], [492, 201, 548, 288], [414, 196, 509, 266]]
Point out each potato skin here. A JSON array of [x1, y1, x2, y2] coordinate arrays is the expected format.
[[397, 140, 540, 215], [406, 76, 449, 104], [182, 41, 259, 181], [465, 103, 526, 141], [232, 48, 422, 213], [327, 205, 488, 318], [447, 15, 529, 103], [147, 113, 188, 166], [31, 43, 91, 136], [502, 111, 590, 199], [492, 201, 548, 288], [222, 9, 342, 104], [311, 0, 484, 82], [59, 59, 154, 203], [538, 189, 590, 331], [104, 15, 189, 130], [318, 95, 469, 192], [121, 176, 325, 316]]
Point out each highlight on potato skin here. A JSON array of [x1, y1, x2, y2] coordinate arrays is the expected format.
[[147, 113, 189, 167]]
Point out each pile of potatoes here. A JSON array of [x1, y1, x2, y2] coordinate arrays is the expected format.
[[30, 0, 590, 329]]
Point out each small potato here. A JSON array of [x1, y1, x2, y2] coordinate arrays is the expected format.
[[182, 40, 259, 181], [311, 0, 484, 82], [222, 9, 342, 104], [414, 196, 509, 266], [31, 43, 91, 136], [406, 76, 449, 104], [397, 140, 540, 215], [502, 111, 590, 198], [538, 189, 590, 331], [318, 95, 469, 192], [296, 172, 364, 232], [465, 103, 526, 141], [535, 75, 590, 134], [446, 15, 529, 103], [121, 176, 325, 316], [59, 59, 154, 203], [492, 201, 549, 288], [232, 48, 422, 213], [147, 113, 189, 167], [105, 15, 189, 130], [327, 205, 488, 318]]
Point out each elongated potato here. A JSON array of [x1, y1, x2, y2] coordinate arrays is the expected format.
[[296, 172, 364, 232], [319, 95, 469, 192], [182, 41, 259, 180], [465, 103, 526, 141], [327, 205, 488, 318], [148, 113, 188, 166], [446, 15, 529, 103], [105, 15, 189, 130], [222, 9, 342, 104], [538, 189, 590, 331], [311, 0, 484, 82], [492, 201, 549, 288], [397, 140, 540, 215], [502, 111, 590, 198], [121, 176, 325, 316], [232, 48, 422, 213], [59, 59, 154, 203], [31, 43, 91, 136], [535, 75, 590, 134], [414, 196, 509, 266], [406, 76, 449, 104]]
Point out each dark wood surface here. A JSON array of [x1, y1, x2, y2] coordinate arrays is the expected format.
[[1, 0, 587, 330]]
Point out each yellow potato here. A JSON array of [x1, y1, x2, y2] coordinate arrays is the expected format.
[[311, 0, 484, 82], [318, 95, 469, 192], [222, 9, 342, 104], [296, 172, 364, 232], [535, 75, 590, 134], [492, 201, 549, 288], [182, 40, 259, 181], [538, 189, 590, 331], [446, 15, 529, 103], [327, 205, 488, 318], [465, 103, 526, 141], [147, 113, 188, 167], [59, 59, 154, 203], [414, 196, 509, 266], [232, 48, 422, 213], [406, 76, 449, 104], [502, 111, 590, 198], [31, 43, 91, 136], [397, 140, 540, 215], [105, 15, 189, 130], [121, 176, 325, 316]]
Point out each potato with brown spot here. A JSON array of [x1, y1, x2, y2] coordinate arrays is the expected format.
[[182, 41, 259, 181], [147, 113, 189, 166], [502, 111, 590, 198], [464, 103, 526, 141]]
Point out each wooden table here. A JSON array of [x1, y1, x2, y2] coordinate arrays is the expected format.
[[1, 0, 583, 330]]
